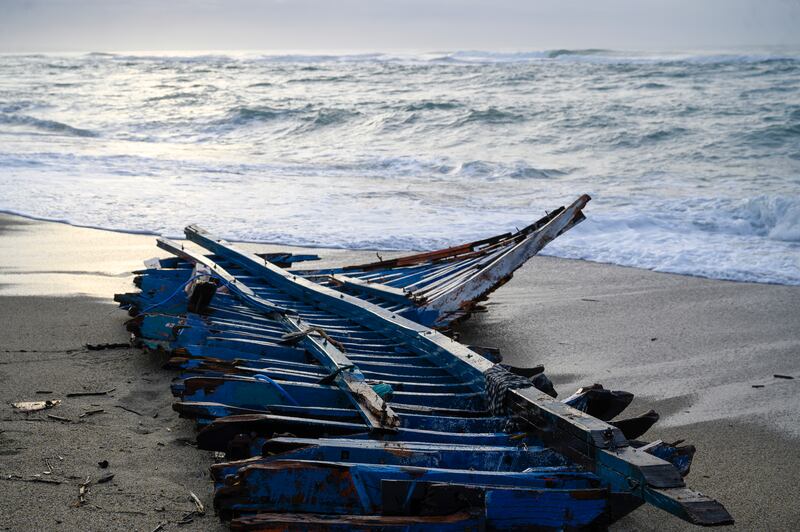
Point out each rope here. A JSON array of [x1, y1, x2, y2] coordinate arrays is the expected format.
[[484, 365, 534, 416], [281, 327, 346, 352], [134, 273, 207, 317], [253, 374, 300, 406], [317, 364, 356, 384]]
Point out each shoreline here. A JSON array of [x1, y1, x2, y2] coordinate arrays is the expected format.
[[1, 213, 798, 530], [3, 209, 797, 289]]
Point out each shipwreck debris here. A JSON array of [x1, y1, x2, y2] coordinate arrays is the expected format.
[[114, 198, 733, 529], [114, 405, 143, 416], [189, 491, 206, 516], [67, 388, 116, 397], [3, 474, 62, 485], [85, 342, 130, 351], [75, 476, 91, 507], [301, 195, 593, 327], [11, 400, 61, 413]]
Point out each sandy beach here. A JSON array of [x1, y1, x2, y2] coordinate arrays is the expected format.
[[1, 213, 798, 531]]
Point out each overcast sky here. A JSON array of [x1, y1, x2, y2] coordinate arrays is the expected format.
[[2, 0, 799, 53]]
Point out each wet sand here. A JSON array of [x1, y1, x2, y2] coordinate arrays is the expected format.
[[1, 213, 798, 530]]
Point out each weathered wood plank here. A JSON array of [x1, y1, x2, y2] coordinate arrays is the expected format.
[[328, 273, 419, 306]]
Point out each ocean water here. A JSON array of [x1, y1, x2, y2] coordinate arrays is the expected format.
[[1, 49, 798, 284]]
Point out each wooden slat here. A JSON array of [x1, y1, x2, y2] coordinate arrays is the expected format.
[[341, 232, 514, 271], [156, 238, 399, 432], [328, 273, 418, 305]]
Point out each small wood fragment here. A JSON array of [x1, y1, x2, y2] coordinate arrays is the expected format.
[[774, 374, 794, 380], [177, 511, 199, 525], [114, 405, 143, 416], [75, 476, 91, 507], [85, 342, 129, 351], [189, 491, 205, 515], [67, 388, 116, 398], [79, 409, 105, 418], [94, 508, 147, 515], [11, 400, 61, 412], [31, 477, 62, 484], [46, 414, 72, 423], [3, 474, 62, 485]]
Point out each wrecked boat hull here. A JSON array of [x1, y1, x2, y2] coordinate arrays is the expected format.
[[115, 198, 732, 530]]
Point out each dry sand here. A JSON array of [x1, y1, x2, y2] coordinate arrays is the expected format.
[[0, 213, 798, 531]]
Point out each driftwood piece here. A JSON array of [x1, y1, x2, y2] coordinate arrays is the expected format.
[[67, 388, 116, 398], [114, 405, 143, 416], [3, 474, 62, 485], [85, 343, 129, 351], [11, 400, 61, 412], [189, 491, 206, 515], [75, 476, 91, 507]]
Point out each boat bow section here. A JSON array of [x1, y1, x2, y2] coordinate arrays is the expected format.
[[114, 201, 732, 530], [302, 195, 592, 327]]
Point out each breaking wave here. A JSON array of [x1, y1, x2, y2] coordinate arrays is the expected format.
[[403, 101, 462, 112], [1, 49, 799, 285], [736, 196, 800, 242], [545, 195, 800, 285], [230, 105, 308, 123], [224, 105, 361, 132], [454, 107, 526, 126], [0, 113, 98, 137], [453, 160, 566, 179]]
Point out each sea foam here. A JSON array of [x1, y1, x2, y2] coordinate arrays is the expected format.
[[0, 50, 798, 285]]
